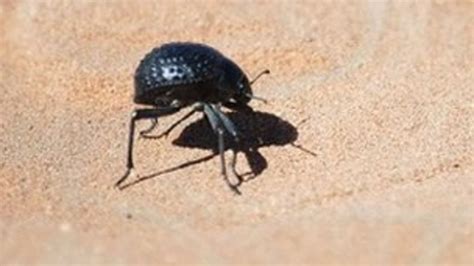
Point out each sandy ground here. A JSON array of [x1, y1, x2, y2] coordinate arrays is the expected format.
[[1, 0, 473, 265]]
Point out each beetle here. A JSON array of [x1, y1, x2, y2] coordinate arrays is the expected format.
[[115, 42, 269, 194]]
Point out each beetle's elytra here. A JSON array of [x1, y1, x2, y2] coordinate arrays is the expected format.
[[116, 42, 270, 194]]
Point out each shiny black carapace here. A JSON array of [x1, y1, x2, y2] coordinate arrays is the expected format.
[[116, 42, 269, 194]]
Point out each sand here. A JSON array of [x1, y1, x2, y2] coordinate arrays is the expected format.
[[1, 0, 473, 264]]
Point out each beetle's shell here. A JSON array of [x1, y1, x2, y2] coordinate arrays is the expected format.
[[134, 43, 224, 105]]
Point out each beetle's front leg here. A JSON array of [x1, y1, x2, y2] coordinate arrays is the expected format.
[[115, 107, 180, 189], [203, 104, 242, 195]]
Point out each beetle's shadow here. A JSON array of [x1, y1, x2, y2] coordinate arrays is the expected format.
[[121, 111, 301, 191], [173, 111, 298, 178]]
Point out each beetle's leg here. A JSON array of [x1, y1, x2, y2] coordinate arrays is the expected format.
[[204, 104, 241, 194], [229, 147, 240, 182], [209, 105, 243, 182], [223, 101, 254, 113], [139, 118, 158, 137], [157, 108, 197, 138], [115, 107, 180, 189], [141, 104, 201, 139], [209, 104, 240, 141]]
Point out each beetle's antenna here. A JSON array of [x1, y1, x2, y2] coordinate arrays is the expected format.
[[245, 69, 270, 103], [249, 69, 270, 85], [245, 93, 268, 103]]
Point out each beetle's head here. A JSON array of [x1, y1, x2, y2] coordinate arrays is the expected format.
[[221, 58, 269, 104], [234, 74, 253, 104], [237, 69, 270, 103]]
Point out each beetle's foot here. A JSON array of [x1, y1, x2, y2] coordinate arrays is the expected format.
[[115, 168, 137, 190], [224, 171, 242, 196], [231, 167, 244, 184], [229, 184, 242, 195]]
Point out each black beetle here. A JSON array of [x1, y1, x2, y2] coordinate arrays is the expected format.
[[115, 42, 269, 194]]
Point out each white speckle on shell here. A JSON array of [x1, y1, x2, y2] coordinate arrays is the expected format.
[[162, 66, 184, 80]]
